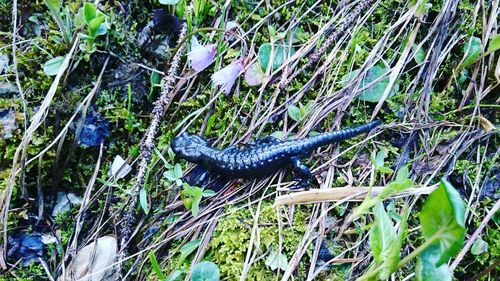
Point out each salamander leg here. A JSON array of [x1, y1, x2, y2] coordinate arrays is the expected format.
[[290, 157, 312, 190]]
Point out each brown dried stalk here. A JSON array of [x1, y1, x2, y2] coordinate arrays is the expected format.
[[115, 22, 188, 277]]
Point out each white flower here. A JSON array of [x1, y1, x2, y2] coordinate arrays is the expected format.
[[187, 39, 217, 72], [211, 58, 244, 94]]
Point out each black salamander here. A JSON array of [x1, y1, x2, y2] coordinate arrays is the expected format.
[[171, 120, 380, 189]]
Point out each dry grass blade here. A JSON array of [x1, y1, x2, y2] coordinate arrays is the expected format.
[[274, 185, 438, 206], [0, 36, 80, 265]]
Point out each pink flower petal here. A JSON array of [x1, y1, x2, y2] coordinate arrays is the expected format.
[[212, 59, 244, 94], [187, 44, 217, 72]]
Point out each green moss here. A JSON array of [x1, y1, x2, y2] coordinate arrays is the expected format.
[[203, 203, 308, 280]]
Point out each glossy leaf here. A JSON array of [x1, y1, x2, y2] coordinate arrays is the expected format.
[[420, 179, 466, 266], [462, 36, 484, 68], [43, 56, 65, 76], [342, 65, 399, 102], [258, 43, 295, 71], [191, 261, 220, 281], [415, 245, 451, 281]]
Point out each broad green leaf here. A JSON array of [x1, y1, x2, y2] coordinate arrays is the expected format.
[[139, 188, 149, 214], [160, 0, 181, 5], [342, 65, 399, 102], [258, 43, 295, 71], [288, 104, 302, 122], [191, 261, 220, 281], [43, 56, 66, 76], [178, 239, 201, 267], [420, 179, 466, 266], [412, 44, 426, 64], [265, 250, 288, 271], [44, 0, 62, 11], [486, 34, 500, 54], [83, 2, 97, 23], [369, 203, 400, 280], [471, 237, 488, 255], [462, 36, 484, 68], [149, 251, 166, 280], [415, 245, 452, 281]]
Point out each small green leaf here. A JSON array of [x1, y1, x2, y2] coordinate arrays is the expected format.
[[74, 7, 85, 28], [139, 188, 149, 214], [174, 163, 183, 178], [160, 0, 181, 5], [270, 131, 284, 139], [44, 0, 62, 11], [471, 237, 488, 255], [420, 179, 466, 266], [43, 56, 66, 76], [88, 15, 106, 36], [191, 261, 220, 281], [96, 22, 109, 36], [412, 44, 426, 64], [486, 34, 500, 54], [342, 65, 399, 102], [415, 245, 452, 281], [244, 62, 264, 86], [265, 249, 288, 271], [83, 2, 97, 23], [369, 203, 400, 280], [149, 251, 166, 280], [191, 195, 201, 216], [395, 166, 409, 183], [288, 104, 302, 122], [462, 36, 484, 68], [166, 270, 183, 281], [178, 239, 201, 267], [374, 151, 385, 168], [202, 189, 216, 197], [164, 171, 176, 181], [378, 166, 394, 174], [258, 43, 295, 71]]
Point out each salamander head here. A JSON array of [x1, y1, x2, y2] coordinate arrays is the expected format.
[[171, 132, 209, 163]]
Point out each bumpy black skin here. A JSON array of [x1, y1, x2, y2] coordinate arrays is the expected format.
[[171, 120, 380, 188]]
